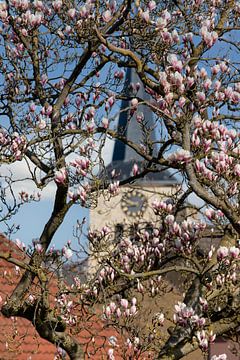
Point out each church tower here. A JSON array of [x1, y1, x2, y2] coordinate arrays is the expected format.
[[89, 67, 178, 264]]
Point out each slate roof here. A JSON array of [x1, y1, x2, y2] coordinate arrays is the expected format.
[[106, 159, 178, 186], [109, 67, 178, 186]]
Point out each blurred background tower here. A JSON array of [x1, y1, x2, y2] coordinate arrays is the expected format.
[[88, 67, 178, 270]]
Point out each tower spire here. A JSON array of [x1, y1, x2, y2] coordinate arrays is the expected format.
[[112, 67, 156, 162], [108, 67, 177, 185]]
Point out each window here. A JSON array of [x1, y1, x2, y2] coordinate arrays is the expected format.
[[115, 223, 124, 243]]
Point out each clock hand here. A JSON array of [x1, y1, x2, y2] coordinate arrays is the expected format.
[[124, 199, 141, 207]]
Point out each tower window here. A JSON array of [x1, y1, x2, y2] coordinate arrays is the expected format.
[[115, 223, 124, 243], [129, 223, 139, 241], [145, 223, 153, 236]]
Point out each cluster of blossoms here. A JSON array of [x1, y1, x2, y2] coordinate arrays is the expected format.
[[15, 238, 26, 251], [217, 246, 240, 261], [206, 245, 239, 288], [200, 19, 218, 48], [0, 0, 98, 28], [70, 158, 90, 177], [68, 184, 89, 204], [0, 128, 10, 147], [54, 163, 93, 204], [210, 354, 227, 360], [152, 199, 174, 214], [173, 301, 217, 351], [167, 149, 192, 164], [62, 243, 73, 260], [0, 130, 27, 161], [116, 215, 206, 274], [196, 329, 216, 351], [97, 266, 116, 284], [104, 297, 137, 320], [108, 181, 120, 196], [205, 208, 224, 221], [107, 335, 143, 360], [55, 294, 77, 326], [192, 117, 240, 193], [19, 190, 41, 203], [0, 0, 51, 28], [174, 301, 206, 328], [151, 47, 240, 120]]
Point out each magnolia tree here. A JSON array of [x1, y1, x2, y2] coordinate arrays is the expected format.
[[0, 0, 240, 359]]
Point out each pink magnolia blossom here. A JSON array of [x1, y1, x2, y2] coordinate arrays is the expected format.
[[116, 308, 121, 318], [211, 355, 227, 360], [102, 117, 109, 129], [131, 98, 138, 108], [130, 305, 137, 315], [179, 96, 186, 108], [165, 214, 175, 225], [141, 10, 150, 23], [196, 91, 206, 103], [40, 74, 48, 86], [106, 95, 115, 108], [35, 243, 43, 253], [156, 312, 165, 325], [208, 245, 215, 260], [229, 246, 240, 259], [33, 0, 44, 11], [38, 118, 46, 130], [205, 208, 215, 220], [108, 348, 115, 360], [214, 80, 221, 91], [167, 149, 192, 163], [196, 330, 208, 351], [86, 120, 95, 132], [172, 29, 180, 43], [148, 1, 156, 11], [217, 246, 229, 260], [105, 306, 111, 318], [132, 163, 139, 176], [114, 69, 125, 80], [204, 78, 212, 90], [136, 112, 144, 123], [109, 302, 116, 312], [62, 246, 73, 259], [132, 297, 137, 306], [0, 1, 8, 22], [15, 238, 26, 250], [109, 0, 117, 12], [29, 103, 36, 112], [167, 54, 183, 72], [68, 8, 76, 20], [209, 330, 216, 343], [108, 181, 120, 196], [55, 168, 67, 185], [231, 91, 240, 103], [102, 10, 112, 22], [212, 64, 220, 75], [120, 298, 128, 309]]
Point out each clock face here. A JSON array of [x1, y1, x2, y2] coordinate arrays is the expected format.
[[121, 190, 147, 217]]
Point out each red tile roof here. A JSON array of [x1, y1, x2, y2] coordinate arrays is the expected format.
[[0, 235, 127, 359], [0, 234, 57, 359]]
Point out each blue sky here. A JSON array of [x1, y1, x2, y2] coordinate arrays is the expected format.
[[10, 199, 89, 251], [1, 139, 114, 251]]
